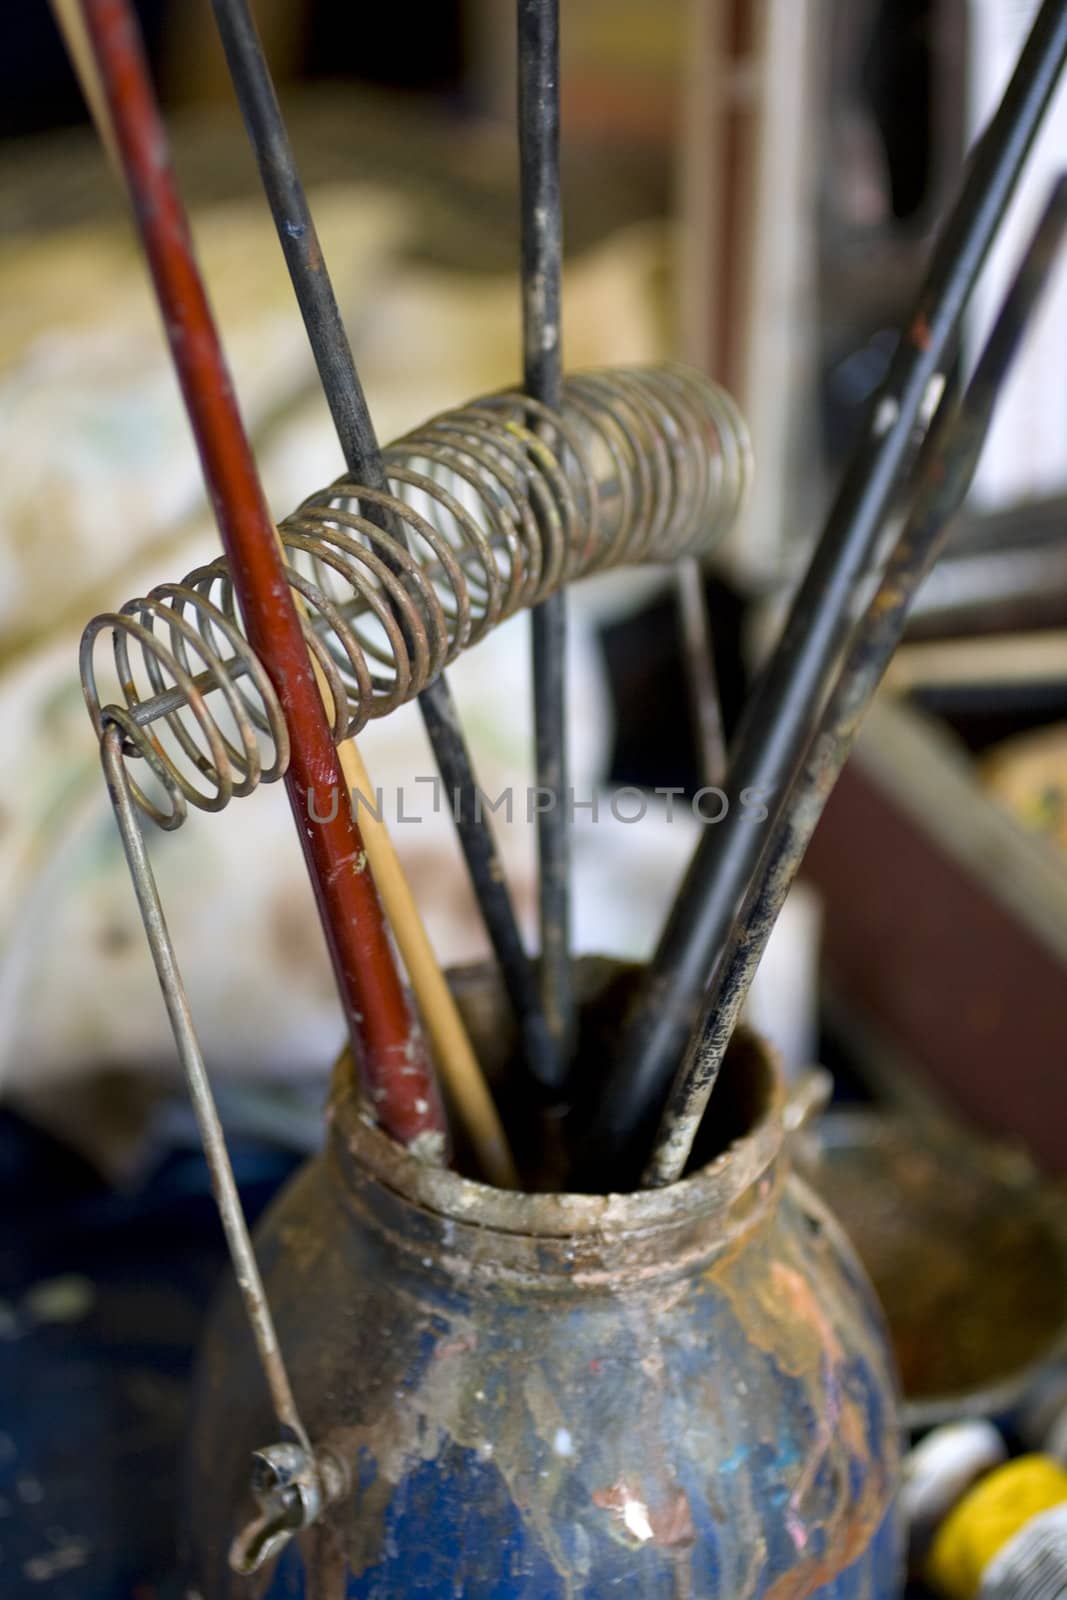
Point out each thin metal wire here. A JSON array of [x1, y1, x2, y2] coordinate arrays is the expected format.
[[644, 176, 1067, 1188], [205, 0, 566, 1098], [518, 0, 573, 1081], [588, 0, 1067, 1175], [100, 723, 311, 1448]]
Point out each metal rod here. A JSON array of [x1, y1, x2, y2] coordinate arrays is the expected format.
[[79, 0, 446, 1153], [101, 724, 310, 1446], [673, 559, 727, 786], [210, 0, 561, 1099], [588, 0, 1067, 1171], [644, 177, 1067, 1188], [518, 0, 574, 1080]]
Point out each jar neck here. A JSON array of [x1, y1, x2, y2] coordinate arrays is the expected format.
[[325, 1038, 787, 1294]]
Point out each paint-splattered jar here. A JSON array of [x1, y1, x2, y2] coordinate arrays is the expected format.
[[186, 963, 903, 1597]]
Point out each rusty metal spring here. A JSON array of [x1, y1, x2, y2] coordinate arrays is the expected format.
[[81, 363, 750, 829]]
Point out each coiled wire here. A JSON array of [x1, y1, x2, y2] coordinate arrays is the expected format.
[[81, 363, 751, 829]]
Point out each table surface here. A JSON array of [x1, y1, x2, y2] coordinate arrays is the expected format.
[[0, 1105, 299, 1599]]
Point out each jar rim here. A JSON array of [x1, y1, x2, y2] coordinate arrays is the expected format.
[[327, 1023, 786, 1246]]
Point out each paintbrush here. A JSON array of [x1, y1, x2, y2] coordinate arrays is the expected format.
[[73, 0, 447, 1157], [584, 0, 1067, 1178], [644, 176, 1067, 1186], [518, 0, 575, 1087], [208, 0, 518, 1186]]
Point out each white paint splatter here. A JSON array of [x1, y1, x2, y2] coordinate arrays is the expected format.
[[872, 397, 899, 436], [919, 372, 946, 428], [23, 1541, 90, 1583], [408, 1129, 447, 1165], [622, 1495, 654, 1543], [553, 1427, 573, 1458]]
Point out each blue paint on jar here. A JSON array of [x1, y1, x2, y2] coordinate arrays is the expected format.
[[187, 975, 903, 1598]]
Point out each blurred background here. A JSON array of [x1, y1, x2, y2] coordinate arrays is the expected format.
[[2, 2, 1067, 1595]]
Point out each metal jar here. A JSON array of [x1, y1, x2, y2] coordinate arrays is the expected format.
[[185, 964, 903, 1597]]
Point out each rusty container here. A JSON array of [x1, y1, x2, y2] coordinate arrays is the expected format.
[[186, 964, 903, 1597]]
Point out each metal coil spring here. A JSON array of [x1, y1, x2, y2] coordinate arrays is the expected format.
[[81, 363, 751, 829]]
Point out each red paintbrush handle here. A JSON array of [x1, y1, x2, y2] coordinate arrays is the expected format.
[[79, 0, 446, 1155]]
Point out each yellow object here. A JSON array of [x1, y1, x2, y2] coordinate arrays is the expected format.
[[47, 1, 121, 173], [927, 1455, 1067, 1600]]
